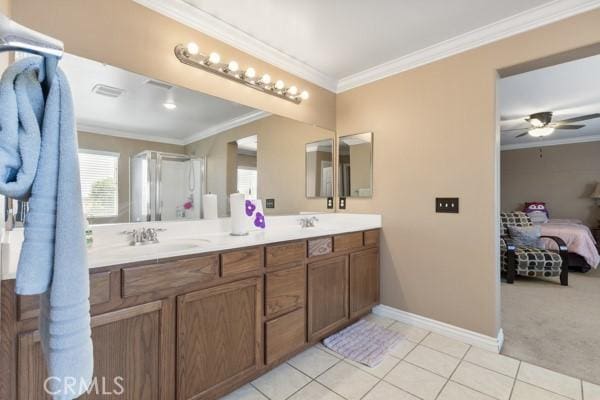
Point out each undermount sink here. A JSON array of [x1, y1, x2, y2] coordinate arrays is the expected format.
[[89, 238, 211, 257]]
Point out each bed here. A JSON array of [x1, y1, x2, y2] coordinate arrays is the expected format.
[[539, 219, 600, 271]]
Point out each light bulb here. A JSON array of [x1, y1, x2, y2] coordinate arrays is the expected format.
[[529, 118, 544, 128], [275, 80, 285, 90], [186, 42, 199, 55], [288, 86, 298, 96], [300, 90, 309, 100], [208, 52, 221, 64], [227, 60, 239, 72], [528, 127, 554, 137], [163, 102, 177, 110], [245, 67, 256, 79], [261, 74, 271, 85]]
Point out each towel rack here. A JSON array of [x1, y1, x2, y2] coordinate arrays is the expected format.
[[0, 13, 63, 57], [1, 13, 64, 231]]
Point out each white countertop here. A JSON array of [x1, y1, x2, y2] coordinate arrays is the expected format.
[[1, 213, 381, 280]]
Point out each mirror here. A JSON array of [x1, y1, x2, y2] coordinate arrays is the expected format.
[[338, 132, 373, 198], [5, 53, 335, 225], [306, 139, 334, 198]]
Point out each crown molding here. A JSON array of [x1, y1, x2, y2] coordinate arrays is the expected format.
[[77, 122, 186, 145], [336, 0, 600, 92], [135, 0, 600, 94], [78, 110, 270, 146], [133, 0, 338, 92], [183, 110, 271, 145], [501, 133, 600, 150]]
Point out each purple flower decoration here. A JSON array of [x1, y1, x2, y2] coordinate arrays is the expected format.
[[245, 200, 256, 216], [254, 212, 265, 229]]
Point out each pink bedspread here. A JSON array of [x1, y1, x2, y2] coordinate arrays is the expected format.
[[540, 222, 600, 268]]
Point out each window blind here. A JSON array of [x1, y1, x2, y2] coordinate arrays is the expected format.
[[79, 150, 119, 218]]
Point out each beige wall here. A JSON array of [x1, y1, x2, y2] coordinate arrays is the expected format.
[[78, 131, 184, 224], [11, 0, 336, 131], [336, 10, 600, 337], [185, 115, 334, 216], [501, 142, 600, 226], [0, 0, 10, 71]]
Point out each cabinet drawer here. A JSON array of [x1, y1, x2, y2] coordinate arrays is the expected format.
[[18, 271, 112, 321], [334, 232, 363, 252], [265, 264, 306, 318], [364, 230, 380, 247], [308, 237, 332, 258], [265, 308, 306, 364], [266, 241, 306, 267], [122, 255, 218, 297], [221, 247, 262, 278]]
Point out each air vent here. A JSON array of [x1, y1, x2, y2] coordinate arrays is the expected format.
[[92, 84, 125, 98], [145, 79, 173, 91]]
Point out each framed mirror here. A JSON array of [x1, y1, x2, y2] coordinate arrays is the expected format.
[[338, 132, 373, 198], [305, 139, 334, 198]]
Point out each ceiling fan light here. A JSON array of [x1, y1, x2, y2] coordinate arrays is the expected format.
[[529, 118, 544, 128], [529, 127, 554, 137]]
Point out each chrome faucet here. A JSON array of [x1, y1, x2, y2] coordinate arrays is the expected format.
[[121, 227, 166, 246], [298, 216, 319, 228]]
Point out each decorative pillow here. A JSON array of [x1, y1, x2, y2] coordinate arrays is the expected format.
[[508, 225, 545, 249]]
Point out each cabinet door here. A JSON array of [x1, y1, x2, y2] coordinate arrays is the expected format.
[[349, 248, 380, 318], [307, 256, 348, 341], [177, 278, 262, 400], [17, 300, 174, 400]]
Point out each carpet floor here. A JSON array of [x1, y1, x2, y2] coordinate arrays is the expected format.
[[501, 268, 600, 384]]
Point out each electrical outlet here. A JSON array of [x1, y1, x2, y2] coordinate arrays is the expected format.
[[265, 199, 275, 209], [327, 197, 334, 209], [339, 197, 346, 210], [436, 197, 459, 213]]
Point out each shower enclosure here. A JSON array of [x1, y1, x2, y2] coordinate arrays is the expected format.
[[130, 151, 205, 222]]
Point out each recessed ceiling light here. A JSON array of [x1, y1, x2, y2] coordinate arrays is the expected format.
[[163, 102, 177, 110]]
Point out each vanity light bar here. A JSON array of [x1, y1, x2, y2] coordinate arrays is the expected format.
[[174, 43, 309, 104]]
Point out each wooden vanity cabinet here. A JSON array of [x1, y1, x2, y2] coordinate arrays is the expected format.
[[176, 277, 262, 400], [349, 247, 380, 318], [1, 229, 380, 400], [15, 300, 174, 400], [307, 255, 349, 341]]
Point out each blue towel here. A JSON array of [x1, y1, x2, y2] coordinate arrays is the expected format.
[[0, 57, 93, 399]]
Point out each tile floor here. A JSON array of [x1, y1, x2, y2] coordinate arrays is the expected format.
[[221, 314, 600, 400]]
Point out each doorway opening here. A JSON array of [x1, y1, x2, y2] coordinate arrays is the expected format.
[[497, 51, 600, 383]]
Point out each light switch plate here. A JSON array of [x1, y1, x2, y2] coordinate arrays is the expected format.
[[265, 199, 275, 209], [436, 197, 459, 213]]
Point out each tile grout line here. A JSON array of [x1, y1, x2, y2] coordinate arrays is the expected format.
[[249, 381, 273, 400], [433, 344, 471, 400], [514, 379, 582, 400], [507, 361, 521, 400]]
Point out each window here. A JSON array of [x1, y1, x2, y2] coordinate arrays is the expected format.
[[237, 167, 257, 200], [78, 150, 119, 218]]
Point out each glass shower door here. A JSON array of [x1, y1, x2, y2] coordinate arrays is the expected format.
[[157, 153, 204, 221]]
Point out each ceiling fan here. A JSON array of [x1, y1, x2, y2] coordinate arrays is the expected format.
[[502, 111, 600, 138]]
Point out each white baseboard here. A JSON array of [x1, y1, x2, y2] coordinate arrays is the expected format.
[[373, 304, 504, 353]]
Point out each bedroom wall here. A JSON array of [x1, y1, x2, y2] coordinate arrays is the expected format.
[[501, 142, 600, 226], [337, 9, 600, 337]]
